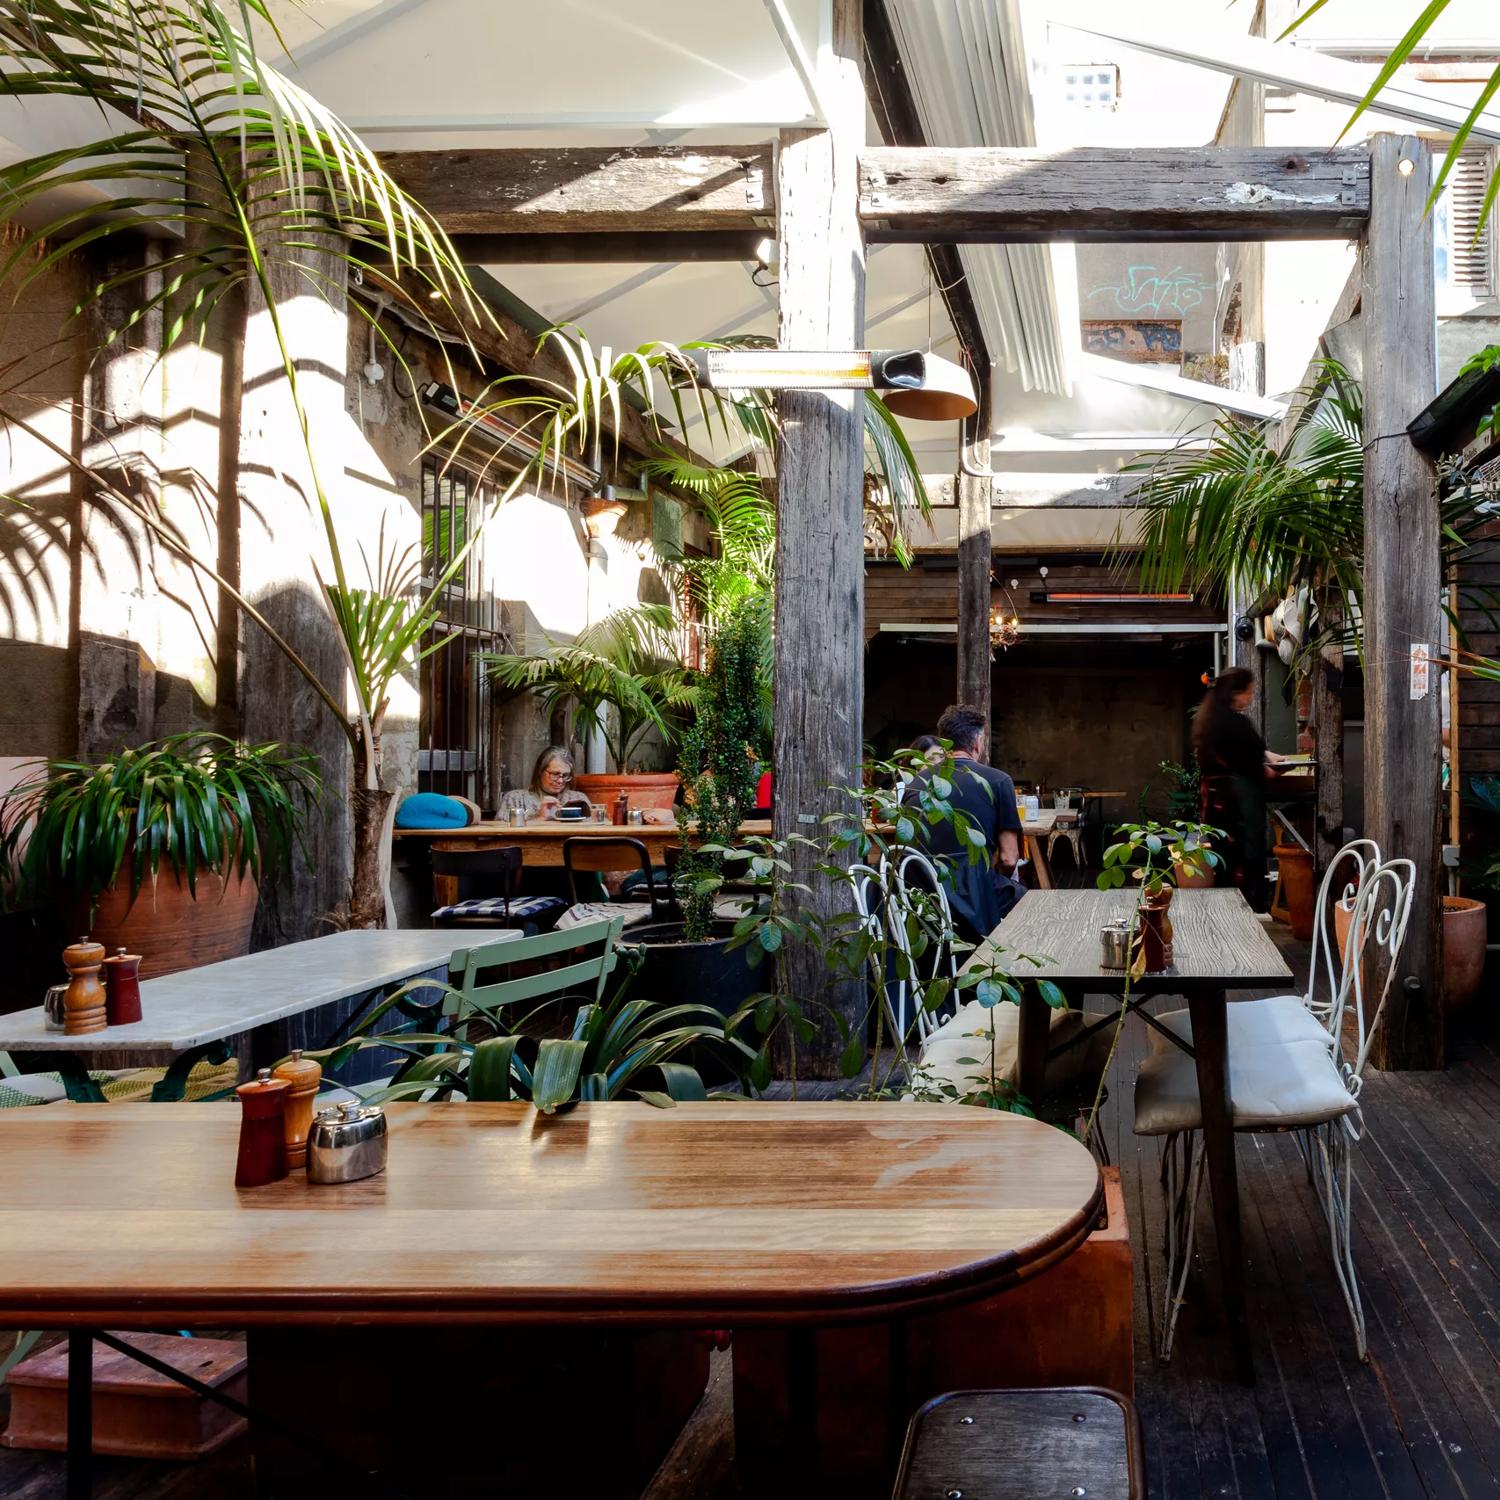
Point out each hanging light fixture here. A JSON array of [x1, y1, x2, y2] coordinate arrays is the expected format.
[[989, 603, 1021, 652], [989, 567, 1022, 652], [883, 252, 980, 421]]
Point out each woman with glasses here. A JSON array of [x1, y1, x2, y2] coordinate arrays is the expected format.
[[498, 745, 592, 823]]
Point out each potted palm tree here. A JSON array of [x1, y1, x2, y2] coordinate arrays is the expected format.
[[484, 604, 697, 810], [0, 734, 320, 976]]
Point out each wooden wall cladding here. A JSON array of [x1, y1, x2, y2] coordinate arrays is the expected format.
[[864, 556, 1223, 640]]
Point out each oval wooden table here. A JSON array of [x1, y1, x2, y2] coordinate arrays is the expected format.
[[0, 1100, 1100, 1497]]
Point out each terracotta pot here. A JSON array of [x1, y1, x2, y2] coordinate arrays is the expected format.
[[71, 861, 259, 979], [1176, 853, 1216, 891], [574, 771, 680, 814], [1332, 890, 1486, 1013], [1443, 895, 1487, 1010], [1273, 843, 1317, 940]]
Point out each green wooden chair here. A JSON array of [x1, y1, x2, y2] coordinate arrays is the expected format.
[[326, 918, 624, 1100]]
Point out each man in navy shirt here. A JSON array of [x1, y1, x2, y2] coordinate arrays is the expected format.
[[902, 703, 1024, 942]]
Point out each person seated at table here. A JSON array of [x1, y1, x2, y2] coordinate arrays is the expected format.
[[498, 746, 592, 823], [902, 704, 1024, 942]]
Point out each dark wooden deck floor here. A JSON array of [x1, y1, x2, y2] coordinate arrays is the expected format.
[[5, 931, 1500, 1498]]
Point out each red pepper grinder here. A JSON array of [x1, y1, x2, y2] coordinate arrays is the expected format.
[[235, 1069, 290, 1187], [102, 947, 143, 1026]]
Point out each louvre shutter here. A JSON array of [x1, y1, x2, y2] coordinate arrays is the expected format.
[[1448, 150, 1496, 299]]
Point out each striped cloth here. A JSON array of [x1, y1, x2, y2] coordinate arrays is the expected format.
[[430, 895, 568, 924]]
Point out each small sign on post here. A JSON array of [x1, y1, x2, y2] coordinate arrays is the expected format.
[[1409, 642, 1431, 700]]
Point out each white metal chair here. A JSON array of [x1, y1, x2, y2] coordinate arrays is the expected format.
[[1137, 855, 1415, 1363], [1147, 838, 1382, 1060], [883, 847, 959, 1044]]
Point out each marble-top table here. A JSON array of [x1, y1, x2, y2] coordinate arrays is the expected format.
[[0, 928, 519, 1055]]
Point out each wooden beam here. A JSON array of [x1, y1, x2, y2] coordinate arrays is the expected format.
[[395, 277, 691, 467], [956, 381, 994, 720], [923, 472, 1142, 508], [1362, 134, 1443, 1070], [379, 145, 773, 235], [448, 231, 765, 264], [860, 146, 1370, 243], [862, 0, 991, 375], [771, 0, 866, 1079]]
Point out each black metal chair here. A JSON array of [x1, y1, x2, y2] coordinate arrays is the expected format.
[[562, 836, 675, 923], [429, 846, 567, 932]]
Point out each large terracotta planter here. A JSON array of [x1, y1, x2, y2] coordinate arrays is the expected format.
[[574, 771, 679, 813], [1332, 891, 1486, 1012], [72, 862, 259, 979], [1273, 843, 1317, 940], [1443, 895, 1487, 1010]]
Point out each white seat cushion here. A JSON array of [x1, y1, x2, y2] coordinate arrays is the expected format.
[[917, 999, 1115, 1099], [1134, 1022, 1355, 1135], [556, 901, 656, 931], [1151, 996, 1335, 1052]]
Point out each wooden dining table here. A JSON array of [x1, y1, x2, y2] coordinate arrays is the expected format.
[[964, 887, 1293, 1381], [399, 814, 1064, 903], [0, 1100, 1102, 1497]]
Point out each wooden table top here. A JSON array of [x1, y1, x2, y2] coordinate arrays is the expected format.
[[0, 1102, 1102, 1328], [965, 887, 1292, 994], [393, 818, 716, 842], [0, 929, 520, 1054]]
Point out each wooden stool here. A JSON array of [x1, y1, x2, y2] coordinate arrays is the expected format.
[[892, 1388, 1145, 1500]]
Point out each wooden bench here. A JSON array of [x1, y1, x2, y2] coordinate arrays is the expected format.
[[892, 1388, 1145, 1500]]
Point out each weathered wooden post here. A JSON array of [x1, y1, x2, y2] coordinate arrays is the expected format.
[[956, 376, 994, 722], [237, 190, 355, 944], [772, 0, 868, 1076], [1362, 133, 1443, 1069]]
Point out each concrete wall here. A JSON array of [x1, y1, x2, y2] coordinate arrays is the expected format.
[[865, 634, 1212, 820]]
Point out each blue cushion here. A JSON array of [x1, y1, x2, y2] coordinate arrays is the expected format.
[[396, 793, 472, 829]]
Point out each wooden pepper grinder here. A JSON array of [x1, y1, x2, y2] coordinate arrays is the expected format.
[[272, 1049, 322, 1170], [234, 1069, 290, 1187], [612, 791, 629, 825], [61, 937, 108, 1035], [102, 947, 143, 1026]]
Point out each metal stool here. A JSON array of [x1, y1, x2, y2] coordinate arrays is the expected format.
[[892, 1388, 1145, 1500], [1047, 810, 1086, 874]]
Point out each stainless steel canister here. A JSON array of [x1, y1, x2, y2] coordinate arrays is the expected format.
[[1099, 920, 1133, 971], [307, 1100, 388, 1185], [508, 805, 527, 828], [43, 983, 67, 1031]]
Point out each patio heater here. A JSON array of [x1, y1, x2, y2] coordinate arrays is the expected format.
[[677, 347, 978, 422]]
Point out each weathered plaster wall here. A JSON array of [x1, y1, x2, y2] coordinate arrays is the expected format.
[[0, 254, 85, 760]]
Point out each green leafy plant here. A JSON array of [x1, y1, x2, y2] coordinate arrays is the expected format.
[[674, 598, 769, 941], [484, 603, 697, 774], [718, 747, 1066, 1102], [1097, 820, 1223, 899], [1158, 759, 1201, 819], [0, 0, 498, 927], [1128, 363, 1498, 660], [309, 961, 738, 1112], [0, 734, 321, 903]]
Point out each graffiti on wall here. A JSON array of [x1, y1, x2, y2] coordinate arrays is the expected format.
[[1081, 319, 1182, 362], [1087, 264, 1215, 318]]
